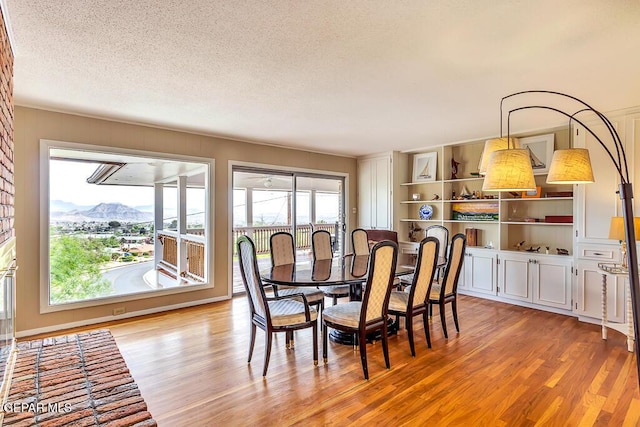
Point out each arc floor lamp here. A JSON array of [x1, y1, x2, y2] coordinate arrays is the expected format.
[[482, 90, 640, 386]]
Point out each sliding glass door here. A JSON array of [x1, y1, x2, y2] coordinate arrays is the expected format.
[[232, 167, 345, 294]]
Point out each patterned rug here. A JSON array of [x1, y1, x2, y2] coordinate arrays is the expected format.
[[2, 330, 156, 426]]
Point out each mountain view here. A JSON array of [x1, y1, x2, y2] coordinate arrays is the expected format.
[[51, 201, 154, 223]]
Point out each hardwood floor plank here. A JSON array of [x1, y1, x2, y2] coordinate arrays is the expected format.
[[19, 295, 640, 426]]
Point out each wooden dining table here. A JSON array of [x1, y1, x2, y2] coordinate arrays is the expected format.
[[260, 256, 415, 344], [260, 255, 414, 301]]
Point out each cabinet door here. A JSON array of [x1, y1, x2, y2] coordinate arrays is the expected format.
[[576, 260, 625, 322], [358, 158, 373, 229], [357, 155, 391, 230], [498, 253, 532, 302], [532, 257, 572, 310], [575, 116, 626, 243], [464, 250, 496, 295], [373, 156, 390, 229]]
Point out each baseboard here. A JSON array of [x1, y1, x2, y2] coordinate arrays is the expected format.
[[16, 295, 230, 338]]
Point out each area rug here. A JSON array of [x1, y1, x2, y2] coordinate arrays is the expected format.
[[2, 329, 156, 426]]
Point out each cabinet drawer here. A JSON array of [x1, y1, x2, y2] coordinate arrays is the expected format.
[[577, 245, 618, 261]]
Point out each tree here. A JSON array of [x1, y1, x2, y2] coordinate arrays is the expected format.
[[49, 236, 112, 304], [108, 221, 121, 231]]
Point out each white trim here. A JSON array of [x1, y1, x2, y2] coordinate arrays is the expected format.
[[17, 295, 229, 338], [39, 139, 215, 313]]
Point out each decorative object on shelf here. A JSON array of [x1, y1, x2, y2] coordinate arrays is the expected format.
[[408, 222, 423, 242], [413, 152, 437, 182], [412, 193, 421, 201], [556, 248, 569, 255], [609, 216, 640, 269], [546, 191, 573, 198], [544, 215, 573, 223], [418, 204, 433, 220], [465, 228, 478, 247], [508, 191, 520, 198], [514, 241, 525, 251], [520, 133, 555, 175], [460, 185, 471, 199], [523, 217, 540, 222], [521, 186, 542, 199], [545, 246, 550, 254], [484, 91, 640, 382], [525, 246, 540, 252], [470, 172, 480, 177], [431, 194, 440, 200], [451, 190, 456, 199], [451, 157, 460, 180], [485, 240, 494, 249], [452, 202, 498, 221]]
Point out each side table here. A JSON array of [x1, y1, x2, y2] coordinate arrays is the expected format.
[[598, 263, 634, 352]]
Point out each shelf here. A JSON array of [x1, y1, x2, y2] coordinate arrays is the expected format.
[[400, 181, 440, 186], [443, 220, 499, 224], [442, 177, 483, 183], [442, 198, 498, 203], [502, 221, 574, 226], [400, 200, 442, 204], [399, 218, 442, 223], [501, 197, 573, 202]]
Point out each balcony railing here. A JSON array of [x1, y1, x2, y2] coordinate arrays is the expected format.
[[232, 223, 338, 254], [157, 230, 206, 283]]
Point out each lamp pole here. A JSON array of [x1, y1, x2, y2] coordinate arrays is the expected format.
[[500, 91, 640, 386]]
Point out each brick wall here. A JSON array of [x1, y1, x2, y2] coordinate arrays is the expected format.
[[0, 7, 13, 244]]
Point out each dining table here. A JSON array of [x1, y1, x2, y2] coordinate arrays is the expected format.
[[260, 255, 415, 344]]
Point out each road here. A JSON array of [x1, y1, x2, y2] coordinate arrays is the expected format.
[[102, 261, 154, 295]]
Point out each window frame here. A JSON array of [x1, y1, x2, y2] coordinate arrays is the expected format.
[[39, 139, 215, 313]]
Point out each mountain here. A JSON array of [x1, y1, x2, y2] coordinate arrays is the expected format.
[[50, 200, 93, 213], [50, 202, 153, 223]]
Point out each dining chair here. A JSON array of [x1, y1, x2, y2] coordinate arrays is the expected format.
[[237, 236, 318, 377], [313, 230, 349, 305], [388, 236, 439, 356], [322, 240, 398, 380], [351, 228, 370, 256], [428, 233, 466, 339], [425, 225, 449, 281], [270, 232, 325, 316]]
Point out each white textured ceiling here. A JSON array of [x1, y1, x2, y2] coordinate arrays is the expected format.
[[5, 1, 640, 156]]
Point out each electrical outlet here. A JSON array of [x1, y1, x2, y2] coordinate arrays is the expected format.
[[112, 307, 125, 316]]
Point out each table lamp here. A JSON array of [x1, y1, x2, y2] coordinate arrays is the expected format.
[[609, 217, 640, 269]]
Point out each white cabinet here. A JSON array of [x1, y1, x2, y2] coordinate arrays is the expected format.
[[532, 255, 572, 310], [576, 260, 625, 323], [498, 252, 532, 302], [463, 248, 497, 295], [358, 154, 391, 230], [497, 252, 572, 310]]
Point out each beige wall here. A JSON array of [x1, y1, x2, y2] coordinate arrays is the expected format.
[[15, 106, 357, 334]]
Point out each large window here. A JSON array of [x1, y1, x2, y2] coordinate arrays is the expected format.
[[42, 141, 213, 311]]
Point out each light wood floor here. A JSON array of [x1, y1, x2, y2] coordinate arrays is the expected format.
[[23, 295, 640, 426]]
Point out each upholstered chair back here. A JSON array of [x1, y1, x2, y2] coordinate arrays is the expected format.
[[352, 228, 370, 256], [362, 241, 398, 323], [237, 236, 268, 320], [312, 230, 333, 261], [410, 237, 439, 308], [270, 232, 296, 266], [442, 233, 466, 296]]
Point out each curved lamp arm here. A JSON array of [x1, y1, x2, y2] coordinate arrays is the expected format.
[[497, 90, 640, 388]]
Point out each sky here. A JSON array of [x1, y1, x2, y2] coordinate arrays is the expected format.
[[50, 160, 154, 207]]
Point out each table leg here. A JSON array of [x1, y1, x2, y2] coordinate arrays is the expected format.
[[627, 281, 635, 352], [602, 273, 608, 341]]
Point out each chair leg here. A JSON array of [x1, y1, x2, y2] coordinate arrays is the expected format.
[[452, 299, 460, 333], [359, 330, 369, 380], [429, 302, 433, 318], [422, 311, 432, 348], [263, 331, 273, 377], [439, 303, 448, 339], [248, 323, 256, 362], [332, 296, 338, 305], [406, 315, 416, 357], [312, 323, 318, 366], [381, 323, 391, 369], [322, 322, 328, 363]]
